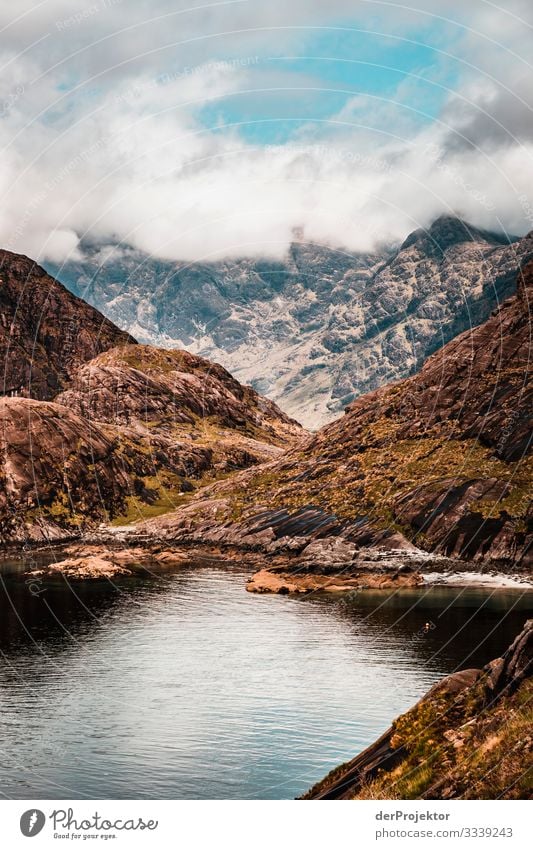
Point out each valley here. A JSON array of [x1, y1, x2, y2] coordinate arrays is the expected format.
[[1, 219, 531, 803]]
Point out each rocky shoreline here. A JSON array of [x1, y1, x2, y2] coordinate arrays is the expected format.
[[12, 535, 532, 590], [303, 619, 533, 800], [18, 540, 425, 588]]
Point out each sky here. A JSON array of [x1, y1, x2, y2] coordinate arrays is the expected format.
[[0, 0, 532, 262]]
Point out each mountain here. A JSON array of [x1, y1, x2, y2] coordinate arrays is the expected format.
[[47, 217, 533, 427], [0, 252, 302, 543], [0, 249, 134, 400], [135, 258, 532, 572], [304, 619, 532, 800], [55, 344, 299, 446], [0, 348, 300, 543]]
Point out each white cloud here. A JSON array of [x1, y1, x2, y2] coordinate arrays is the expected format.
[[0, 0, 532, 263]]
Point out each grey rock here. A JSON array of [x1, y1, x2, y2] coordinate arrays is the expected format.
[[47, 216, 533, 428]]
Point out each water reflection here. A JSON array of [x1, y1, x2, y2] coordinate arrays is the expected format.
[[308, 585, 531, 671], [0, 562, 530, 800]]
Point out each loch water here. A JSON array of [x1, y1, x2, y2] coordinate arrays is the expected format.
[[0, 559, 530, 799]]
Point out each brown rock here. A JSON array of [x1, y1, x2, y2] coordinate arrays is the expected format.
[[0, 249, 134, 400], [29, 555, 132, 580], [55, 345, 301, 446], [246, 566, 422, 594], [0, 397, 133, 541]]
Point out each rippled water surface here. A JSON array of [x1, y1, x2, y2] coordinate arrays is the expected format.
[[0, 560, 531, 799]]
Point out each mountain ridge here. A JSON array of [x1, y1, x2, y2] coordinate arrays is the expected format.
[[47, 216, 533, 427]]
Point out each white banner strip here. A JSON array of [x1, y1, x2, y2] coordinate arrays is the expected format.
[[1, 799, 531, 848]]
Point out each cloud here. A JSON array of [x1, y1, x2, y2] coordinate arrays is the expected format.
[[439, 75, 533, 153], [0, 0, 532, 263]]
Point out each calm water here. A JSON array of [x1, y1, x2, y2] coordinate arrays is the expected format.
[[0, 560, 531, 799]]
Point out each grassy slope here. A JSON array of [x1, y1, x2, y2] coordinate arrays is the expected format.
[[306, 673, 532, 801]]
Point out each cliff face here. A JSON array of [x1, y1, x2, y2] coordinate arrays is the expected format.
[[140, 260, 532, 569], [47, 217, 533, 427], [0, 249, 134, 400], [303, 620, 533, 800]]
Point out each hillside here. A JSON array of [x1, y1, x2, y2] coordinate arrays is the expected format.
[[134, 259, 532, 572], [0, 254, 302, 543], [0, 397, 136, 541], [0, 248, 134, 399], [48, 217, 533, 426], [55, 344, 299, 445]]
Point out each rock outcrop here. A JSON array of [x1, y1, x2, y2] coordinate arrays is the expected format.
[[48, 217, 533, 427], [24, 545, 193, 579], [245, 564, 421, 594], [0, 248, 134, 400], [303, 619, 533, 800]]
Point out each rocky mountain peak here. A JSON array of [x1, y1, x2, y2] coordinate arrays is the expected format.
[[399, 215, 516, 254], [47, 217, 533, 427]]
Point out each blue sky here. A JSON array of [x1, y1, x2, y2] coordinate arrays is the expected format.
[[196, 23, 459, 143]]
